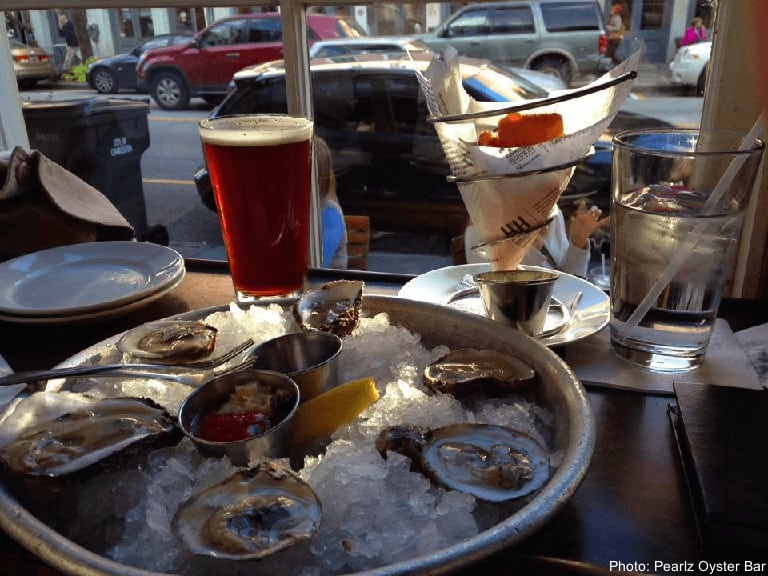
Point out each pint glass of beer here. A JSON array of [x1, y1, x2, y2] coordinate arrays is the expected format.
[[199, 115, 314, 303]]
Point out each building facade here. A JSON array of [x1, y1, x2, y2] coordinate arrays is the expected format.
[[4, 0, 713, 74]]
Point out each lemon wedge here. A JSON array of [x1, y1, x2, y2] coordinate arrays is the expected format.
[[291, 377, 379, 446]]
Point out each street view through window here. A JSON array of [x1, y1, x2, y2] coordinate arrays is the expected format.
[[6, 0, 712, 275]]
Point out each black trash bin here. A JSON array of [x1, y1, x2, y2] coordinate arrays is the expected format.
[[22, 97, 151, 238]]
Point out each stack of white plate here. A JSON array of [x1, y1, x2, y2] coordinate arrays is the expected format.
[[0, 242, 186, 324]]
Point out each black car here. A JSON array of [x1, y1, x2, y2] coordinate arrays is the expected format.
[[86, 33, 193, 94], [196, 54, 564, 237]]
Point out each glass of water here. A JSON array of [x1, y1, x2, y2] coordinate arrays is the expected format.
[[609, 128, 764, 372]]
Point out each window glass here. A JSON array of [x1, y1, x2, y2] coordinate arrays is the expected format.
[[220, 76, 287, 114], [385, 74, 420, 130], [640, 0, 666, 29], [313, 72, 354, 129], [141, 36, 168, 51], [541, 2, 601, 31], [2, 1, 719, 278], [119, 9, 134, 37], [138, 9, 154, 37], [464, 64, 546, 101], [201, 19, 245, 47], [336, 18, 366, 37], [491, 6, 535, 34], [446, 9, 490, 37], [247, 18, 282, 42]]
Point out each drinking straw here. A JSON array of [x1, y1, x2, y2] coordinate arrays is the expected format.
[[601, 253, 606, 277], [617, 115, 764, 339]]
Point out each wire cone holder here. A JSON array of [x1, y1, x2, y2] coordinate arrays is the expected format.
[[417, 48, 642, 270]]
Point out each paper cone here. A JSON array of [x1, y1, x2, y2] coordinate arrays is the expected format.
[[457, 169, 574, 269], [418, 48, 642, 270]]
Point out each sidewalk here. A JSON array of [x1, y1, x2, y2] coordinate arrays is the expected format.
[[632, 61, 672, 94]]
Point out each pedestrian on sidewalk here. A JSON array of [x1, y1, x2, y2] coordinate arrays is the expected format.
[[605, 4, 625, 65], [681, 17, 707, 46], [57, 12, 80, 73]]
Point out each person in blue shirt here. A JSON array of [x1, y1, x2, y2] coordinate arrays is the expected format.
[[315, 136, 348, 269]]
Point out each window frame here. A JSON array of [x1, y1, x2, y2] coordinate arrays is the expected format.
[[1, 1, 766, 298], [491, 6, 536, 35]]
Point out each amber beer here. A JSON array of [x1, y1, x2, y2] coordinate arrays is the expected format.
[[199, 115, 313, 300]]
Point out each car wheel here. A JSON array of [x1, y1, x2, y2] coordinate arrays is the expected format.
[[151, 71, 190, 111], [696, 66, 707, 96], [531, 57, 571, 85], [92, 67, 118, 94]]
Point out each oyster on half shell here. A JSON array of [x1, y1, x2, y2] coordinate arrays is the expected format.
[[294, 280, 363, 338], [376, 423, 549, 502], [0, 392, 180, 478], [423, 349, 536, 397], [173, 461, 322, 560], [117, 320, 218, 364]]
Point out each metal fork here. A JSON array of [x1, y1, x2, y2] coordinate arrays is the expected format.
[[0, 338, 255, 388]]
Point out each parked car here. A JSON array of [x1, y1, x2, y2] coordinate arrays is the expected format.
[[136, 13, 366, 110], [668, 40, 711, 96], [86, 33, 193, 94], [11, 39, 55, 89], [308, 36, 431, 58], [309, 35, 568, 92], [418, 0, 609, 85], [499, 63, 567, 93], [194, 54, 597, 237]]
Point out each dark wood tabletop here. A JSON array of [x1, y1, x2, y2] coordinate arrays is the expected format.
[[0, 260, 761, 576]]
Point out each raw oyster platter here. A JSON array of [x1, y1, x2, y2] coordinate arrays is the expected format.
[[0, 282, 594, 576]]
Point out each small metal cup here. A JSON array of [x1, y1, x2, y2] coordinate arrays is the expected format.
[[178, 369, 300, 467], [474, 269, 559, 337], [250, 331, 342, 402]]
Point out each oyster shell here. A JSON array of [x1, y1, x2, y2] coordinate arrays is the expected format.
[[173, 461, 322, 560], [0, 392, 180, 478], [376, 423, 549, 502], [423, 349, 536, 397], [294, 280, 363, 338], [117, 320, 218, 363]]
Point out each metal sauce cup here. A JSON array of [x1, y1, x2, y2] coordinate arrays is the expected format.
[[474, 269, 559, 337], [178, 369, 300, 467], [250, 331, 342, 402]]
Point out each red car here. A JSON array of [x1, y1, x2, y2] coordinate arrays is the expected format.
[[136, 12, 365, 110]]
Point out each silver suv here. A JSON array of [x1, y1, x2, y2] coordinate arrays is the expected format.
[[419, 0, 608, 84]]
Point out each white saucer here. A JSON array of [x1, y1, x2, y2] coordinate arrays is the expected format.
[[0, 271, 184, 325], [0, 242, 185, 317], [398, 263, 610, 347]]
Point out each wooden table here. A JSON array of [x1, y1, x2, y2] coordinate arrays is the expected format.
[[0, 260, 747, 575]]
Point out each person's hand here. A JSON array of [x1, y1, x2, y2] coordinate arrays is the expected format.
[[568, 200, 610, 249], [531, 223, 549, 250]]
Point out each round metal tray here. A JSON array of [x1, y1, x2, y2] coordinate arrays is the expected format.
[[0, 295, 595, 575]]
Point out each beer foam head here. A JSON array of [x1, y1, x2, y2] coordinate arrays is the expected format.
[[199, 114, 313, 147]]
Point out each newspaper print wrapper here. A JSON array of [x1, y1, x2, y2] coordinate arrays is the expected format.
[[418, 48, 641, 270]]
